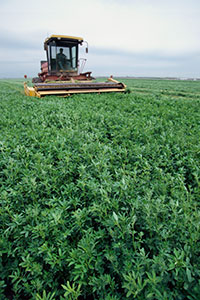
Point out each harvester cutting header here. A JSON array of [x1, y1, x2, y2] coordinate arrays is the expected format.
[[24, 34, 126, 97]]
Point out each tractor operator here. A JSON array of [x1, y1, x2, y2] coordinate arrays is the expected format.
[[56, 48, 67, 70]]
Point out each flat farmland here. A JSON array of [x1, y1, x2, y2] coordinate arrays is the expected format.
[[0, 78, 200, 299]]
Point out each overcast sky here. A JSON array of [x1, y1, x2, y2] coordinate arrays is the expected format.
[[0, 0, 200, 78]]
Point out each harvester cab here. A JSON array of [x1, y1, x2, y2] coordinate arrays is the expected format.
[[45, 36, 81, 73], [24, 34, 126, 97], [33, 35, 93, 83]]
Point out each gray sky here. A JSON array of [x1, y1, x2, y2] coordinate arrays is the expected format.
[[0, 0, 200, 78]]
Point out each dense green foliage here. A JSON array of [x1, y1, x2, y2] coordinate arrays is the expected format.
[[0, 78, 200, 299]]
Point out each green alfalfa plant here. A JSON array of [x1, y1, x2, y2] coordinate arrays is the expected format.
[[61, 281, 82, 300], [36, 290, 56, 300], [122, 270, 147, 298], [0, 78, 200, 299]]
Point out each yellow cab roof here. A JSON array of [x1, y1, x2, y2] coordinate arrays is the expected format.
[[44, 34, 84, 45]]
